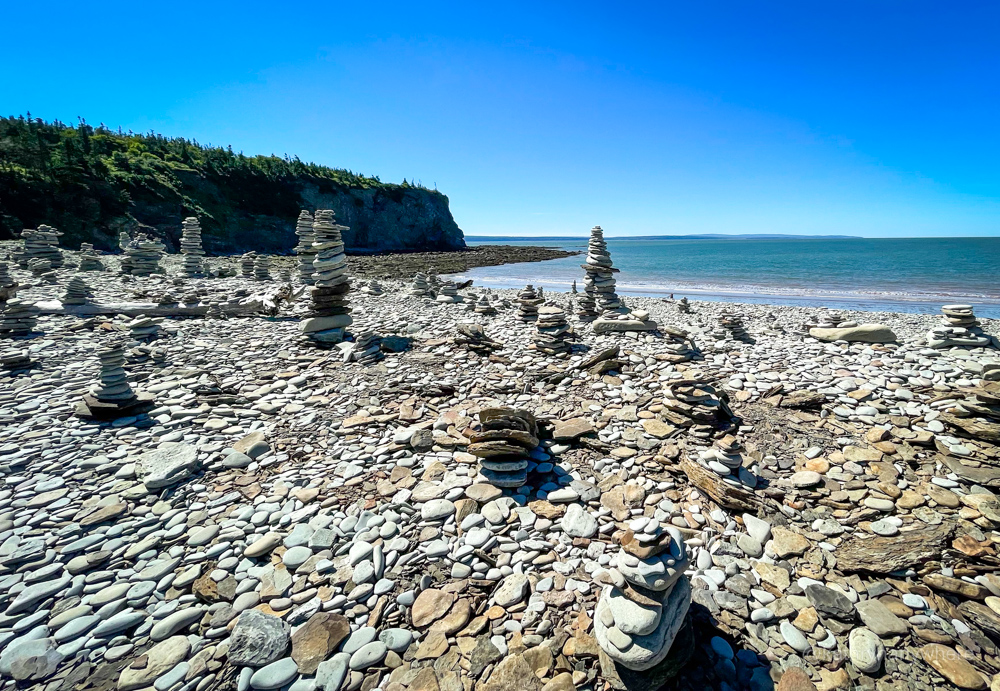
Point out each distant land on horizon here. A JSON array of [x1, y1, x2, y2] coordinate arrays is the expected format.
[[467, 233, 862, 241]]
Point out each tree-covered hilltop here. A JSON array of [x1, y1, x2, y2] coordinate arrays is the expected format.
[[0, 115, 465, 253]]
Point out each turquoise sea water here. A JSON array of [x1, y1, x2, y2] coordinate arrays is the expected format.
[[454, 237, 1000, 317]]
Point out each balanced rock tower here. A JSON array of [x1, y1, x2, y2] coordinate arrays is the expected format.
[[408, 273, 432, 297], [294, 211, 316, 284], [534, 306, 571, 355], [240, 253, 256, 278], [254, 255, 271, 281], [474, 293, 497, 315], [594, 523, 691, 673], [0, 299, 40, 338], [124, 235, 166, 276], [927, 304, 993, 348], [78, 243, 104, 271], [517, 285, 541, 322], [63, 275, 94, 305], [179, 217, 206, 278], [468, 408, 537, 489], [18, 225, 63, 269], [301, 210, 352, 344], [77, 341, 154, 420], [581, 226, 622, 312], [435, 281, 462, 303]]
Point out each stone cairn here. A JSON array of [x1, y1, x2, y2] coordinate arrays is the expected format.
[[179, 217, 206, 278], [254, 255, 271, 281], [240, 253, 256, 278], [534, 306, 571, 355], [577, 291, 598, 321], [677, 297, 691, 314], [474, 293, 497, 315], [468, 408, 537, 488], [718, 311, 748, 340], [455, 323, 502, 355], [77, 340, 154, 420], [1, 349, 34, 371], [0, 299, 40, 338], [294, 210, 317, 284], [301, 210, 352, 345], [582, 225, 622, 313], [435, 281, 462, 303], [594, 523, 691, 673], [124, 234, 166, 276], [63, 275, 94, 305], [78, 243, 104, 271], [18, 225, 63, 269], [571, 280, 577, 294], [0, 262, 18, 302], [360, 280, 383, 296], [661, 378, 737, 440], [928, 304, 992, 348], [278, 268, 291, 282], [29, 258, 57, 283], [347, 332, 383, 365], [803, 310, 850, 331], [408, 273, 432, 297], [129, 316, 163, 341], [517, 285, 541, 322], [118, 230, 131, 252]]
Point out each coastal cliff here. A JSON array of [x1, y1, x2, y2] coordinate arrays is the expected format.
[[0, 115, 465, 253]]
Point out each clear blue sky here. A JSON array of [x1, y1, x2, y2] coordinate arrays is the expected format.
[[2, 1, 998, 237]]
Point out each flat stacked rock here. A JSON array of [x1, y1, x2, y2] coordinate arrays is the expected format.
[[78, 243, 104, 271], [294, 210, 316, 284], [803, 310, 851, 331], [474, 293, 497, 315], [534, 306, 571, 355], [942, 304, 979, 328], [577, 291, 598, 321], [0, 299, 39, 337], [0, 262, 17, 301], [240, 253, 256, 278], [593, 309, 657, 333], [661, 378, 736, 438], [29, 258, 57, 282], [118, 230, 131, 251], [468, 408, 537, 488], [719, 311, 748, 340], [927, 304, 994, 348], [0, 349, 34, 371], [693, 434, 757, 488], [125, 235, 166, 276], [301, 210, 352, 345], [62, 275, 94, 305], [254, 255, 271, 281], [676, 297, 691, 314], [129, 316, 163, 341], [435, 281, 463, 303], [582, 225, 623, 313], [571, 280, 578, 294], [517, 285, 540, 322], [179, 217, 206, 278], [77, 341, 154, 420], [347, 332, 383, 365], [408, 273, 432, 297], [595, 524, 691, 672], [278, 268, 291, 282], [18, 225, 63, 269], [455, 322, 502, 354], [360, 280, 383, 296]]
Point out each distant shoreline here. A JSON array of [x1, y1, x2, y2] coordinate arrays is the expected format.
[[467, 234, 861, 241]]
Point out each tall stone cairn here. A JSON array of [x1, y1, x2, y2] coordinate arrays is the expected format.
[[179, 217, 206, 278], [90, 342, 136, 405], [294, 210, 316, 284], [118, 230, 131, 252], [18, 225, 64, 269], [301, 210, 352, 344], [581, 225, 622, 314], [516, 285, 540, 322], [534, 306, 571, 355], [594, 523, 691, 672], [240, 253, 256, 278], [78, 243, 104, 271], [125, 235, 166, 276], [468, 408, 537, 488], [254, 255, 271, 281]]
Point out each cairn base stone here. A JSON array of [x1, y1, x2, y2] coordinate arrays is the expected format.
[[597, 617, 695, 690], [594, 576, 691, 671], [76, 392, 155, 421]]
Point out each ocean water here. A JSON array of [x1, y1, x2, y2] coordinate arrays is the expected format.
[[453, 236, 1000, 317]]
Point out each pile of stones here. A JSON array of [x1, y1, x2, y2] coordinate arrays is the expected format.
[[0, 349, 33, 371], [719, 311, 749, 340], [454, 322, 502, 354], [677, 296, 692, 314], [474, 293, 497, 315], [927, 304, 994, 348], [118, 230, 131, 251], [17, 225, 63, 268], [129, 316, 163, 341], [661, 378, 736, 438], [78, 242, 104, 271], [254, 255, 271, 281], [301, 210, 352, 345], [408, 272, 432, 297], [294, 210, 316, 284], [179, 216, 206, 278], [803, 310, 851, 331], [0, 299, 39, 337], [28, 258, 57, 283], [346, 332, 383, 365], [517, 285, 540, 321], [240, 253, 256, 278], [62, 275, 94, 305], [534, 306, 572, 355], [77, 340, 154, 420], [581, 225, 623, 313], [692, 433, 758, 487], [468, 407, 537, 488], [577, 291, 598, 321], [941, 303, 980, 328], [435, 281, 462, 303], [0, 262, 17, 301], [594, 523, 691, 673], [360, 280, 383, 296], [124, 234, 166, 276]]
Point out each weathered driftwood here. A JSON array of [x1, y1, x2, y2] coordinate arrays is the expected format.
[[835, 521, 953, 574]]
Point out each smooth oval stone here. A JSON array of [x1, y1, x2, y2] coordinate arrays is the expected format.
[[348, 641, 387, 670], [378, 628, 413, 653], [249, 657, 299, 690]]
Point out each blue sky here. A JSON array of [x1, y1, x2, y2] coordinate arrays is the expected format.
[[2, 1, 998, 237]]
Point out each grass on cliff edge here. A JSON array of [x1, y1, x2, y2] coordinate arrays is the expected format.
[[0, 114, 437, 246]]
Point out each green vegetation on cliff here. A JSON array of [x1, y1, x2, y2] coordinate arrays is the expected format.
[[0, 115, 465, 253]]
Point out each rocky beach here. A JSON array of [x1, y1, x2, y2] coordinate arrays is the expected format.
[[2, 230, 1000, 691]]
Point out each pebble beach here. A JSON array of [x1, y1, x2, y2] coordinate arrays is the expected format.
[[3, 238, 1000, 691]]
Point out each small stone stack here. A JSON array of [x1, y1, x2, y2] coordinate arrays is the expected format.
[[77, 341, 154, 419], [474, 294, 497, 315], [126, 235, 166, 276], [941, 304, 979, 328], [455, 323, 502, 354], [118, 231, 131, 252], [179, 217, 206, 278], [435, 281, 463, 303], [409, 273, 432, 297], [19, 225, 64, 269], [347, 332, 383, 365], [577, 292, 598, 321], [661, 379, 736, 438], [78, 243, 104, 271], [517, 285, 540, 321], [29, 258, 57, 283], [804, 310, 850, 331], [571, 280, 578, 294], [0, 299, 39, 337], [1, 349, 34, 371], [360, 280, 383, 296], [719, 312, 748, 340], [594, 524, 691, 672], [254, 255, 271, 281], [581, 225, 623, 313], [62, 275, 94, 305], [129, 316, 162, 341], [301, 210, 352, 345], [926, 304, 993, 348], [240, 253, 256, 278], [294, 210, 316, 284], [677, 297, 691, 314], [0, 262, 17, 302], [534, 306, 571, 355], [468, 408, 538, 488]]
